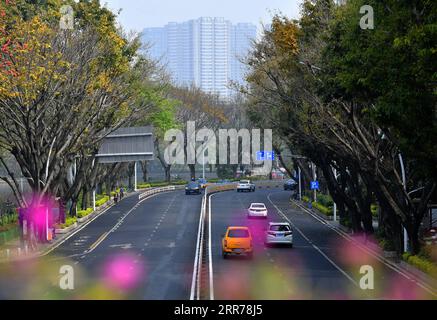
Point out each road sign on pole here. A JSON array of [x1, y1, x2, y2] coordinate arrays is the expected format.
[[310, 181, 319, 190]]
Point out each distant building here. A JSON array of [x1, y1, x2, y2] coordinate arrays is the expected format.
[[142, 18, 257, 99]]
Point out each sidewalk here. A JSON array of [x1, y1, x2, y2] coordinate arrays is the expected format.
[[0, 191, 137, 263], [292, 199, 437, 293]]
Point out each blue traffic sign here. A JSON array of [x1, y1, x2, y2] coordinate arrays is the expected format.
[[257, 151, 275, 161], [310, 181, 319, 190]]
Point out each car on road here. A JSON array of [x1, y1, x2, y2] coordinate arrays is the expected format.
[[222, 226, 253, 259], [265, 222, 293, 247], [236, 179, 255, 192], [185, 181, 201, 195], [283, 179, 297, 191], [197, 178, 208, 188], [247, 202, 268, 219]]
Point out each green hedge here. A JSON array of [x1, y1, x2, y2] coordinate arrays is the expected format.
[[77, 207, 93, 218], [312, 201, 333, 216], [60, 217, 77, 229], [317, 194, 334, 208], [0, 213, 18, 227], [302, 195, 310, 203], [402, 253, 437, 278], [371, 204, 378, 217], [95, 196, 110, 207], [137, 183, 152, 189]]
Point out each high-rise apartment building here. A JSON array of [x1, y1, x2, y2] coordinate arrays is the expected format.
[[142, 18, 257, 99]]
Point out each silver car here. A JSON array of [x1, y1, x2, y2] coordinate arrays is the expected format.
[[265, 222, 293, 247]]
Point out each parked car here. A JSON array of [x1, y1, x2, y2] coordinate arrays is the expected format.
[[237, 180, 255, 192]]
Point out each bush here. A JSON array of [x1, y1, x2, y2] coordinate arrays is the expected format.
[[137, 183, 152, 189], [312, 201, 333, 216], [95, 196, 110, 207], [60, 216, 77, 229], [0, 213, 18, 226], [77, 208, 93, 218], [317, 194, 334, 208], [302, 195, 310, 203], [402, 253, 437, 277], [371, 204, 378, 217]]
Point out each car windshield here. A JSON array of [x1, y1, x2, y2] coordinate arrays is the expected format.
[[286, 180, 295, 184], [240, 180, 249, 184], [270, 225, 290, 232], [228, 229, 250, 238], [188, 182, 199, 188]]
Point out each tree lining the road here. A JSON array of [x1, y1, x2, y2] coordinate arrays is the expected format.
[[241, 0, 437, 255], [0, 0, 155, 215]]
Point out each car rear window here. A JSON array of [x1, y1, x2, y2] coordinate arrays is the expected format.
[[270, 225, 290, 232], [228, 229, 250, 238], [251, 204, 265, 208], [240, 180, 249, 184], [188, 182, 199, 187]]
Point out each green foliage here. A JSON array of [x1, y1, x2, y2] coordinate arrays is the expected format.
[[137, 183, 152, 189], [302, 196, 310, 203], [322, 0, 437, 179], [402, 253, 437, 278], [95, 196, 110, 207], [371, 204, 378, 217], [317, 193, 334, 208], [312, 201, 333, 216], [60, 217, 77, 229], [0, 213, 18, 227], [77, 208, 93, 219]]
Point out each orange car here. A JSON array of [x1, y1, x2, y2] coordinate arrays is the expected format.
[[222, 226, 253, 259]]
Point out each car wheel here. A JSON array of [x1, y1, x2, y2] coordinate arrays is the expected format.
[[222, 252, 227, 259], [290, 243, 293, 248], [185, 192, 189, 195]]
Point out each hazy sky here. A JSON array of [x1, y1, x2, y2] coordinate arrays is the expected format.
[[103, 0, 302, 32]]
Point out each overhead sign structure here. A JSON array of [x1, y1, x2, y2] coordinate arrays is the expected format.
[[310, 181, 319, 190], [96, 126, 154, 163]]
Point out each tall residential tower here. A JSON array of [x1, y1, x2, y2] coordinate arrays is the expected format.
[[142, 17, 257, 99]]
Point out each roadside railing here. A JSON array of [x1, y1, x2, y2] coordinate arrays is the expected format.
[[138, 185, 185, 200]]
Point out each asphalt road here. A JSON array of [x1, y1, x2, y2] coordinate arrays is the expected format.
[[0, 190, 203, 299], [210, 189, 435, 300], [0, 187, 434, 300]]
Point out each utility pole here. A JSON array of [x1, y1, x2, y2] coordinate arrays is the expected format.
[[398, 153, 408, 253]]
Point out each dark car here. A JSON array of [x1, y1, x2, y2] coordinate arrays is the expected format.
[[185, 181, 201, 195], [283, 179, 297, 191]]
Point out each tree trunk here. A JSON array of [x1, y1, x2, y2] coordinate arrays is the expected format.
[[189, 164, 196, 180], [140, 161, 148, 182]]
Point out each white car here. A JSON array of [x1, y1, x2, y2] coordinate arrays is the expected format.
[[265, 222, 293, 247], [247, 203, 268, 218], [237, 180, 255, 192]]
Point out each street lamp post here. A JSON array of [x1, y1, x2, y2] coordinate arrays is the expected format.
[[298, 166, 302, 201], [202, 149, 206, 180], [398, 153, 409, 253]]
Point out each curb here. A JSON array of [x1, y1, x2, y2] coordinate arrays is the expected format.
[[291, 198, 437, 297]]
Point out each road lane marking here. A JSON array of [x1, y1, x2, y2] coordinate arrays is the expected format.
[[190, 193, 206, 300], [82, 192, 175, 256], [267, 193, 359, 287], [290, 197, 437, 297], [208, 193, 214, 300], [87, 232, 109, 252]]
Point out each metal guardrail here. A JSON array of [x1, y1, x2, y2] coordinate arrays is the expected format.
[[138, 185, 185, 200]]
